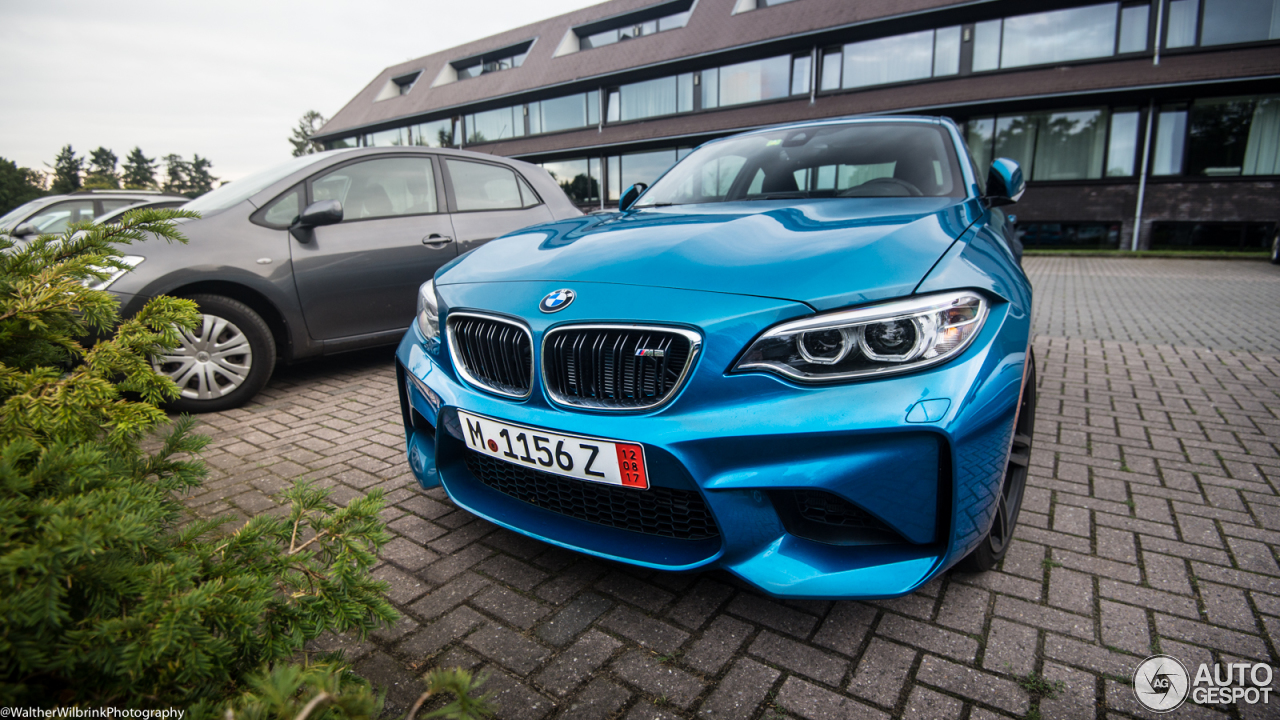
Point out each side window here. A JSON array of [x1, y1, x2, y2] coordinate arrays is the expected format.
[[28, 200, 95, 233], [310, 157, 438, 221], [100, 199, 140, 214], [447, 160, 524, 211], [516, 174, 542, 208], [262, 188, 301, 227]]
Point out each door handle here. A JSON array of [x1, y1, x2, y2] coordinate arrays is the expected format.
[[423, 234, 453, 248]]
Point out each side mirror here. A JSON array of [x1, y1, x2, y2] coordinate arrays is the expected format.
[[289, 199, 343, 243], [984, 158, 1025, 207], [12, 222, 39, 238], [619, 183, 647, 212]]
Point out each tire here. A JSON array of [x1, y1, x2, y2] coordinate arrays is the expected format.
[[155, 294, 276, 413], [957, 353, 1037, 573], [1270, 231, 1279, 265]]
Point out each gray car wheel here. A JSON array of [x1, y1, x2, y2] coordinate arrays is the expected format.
[[155, 294, 276, 413]]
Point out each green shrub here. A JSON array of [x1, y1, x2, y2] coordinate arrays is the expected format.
[[0, 211, 490, 717]]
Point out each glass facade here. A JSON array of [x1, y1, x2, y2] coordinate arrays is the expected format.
[[540, 158, 603, 205], [837, 27, 960, 89], [968, 108, 1116, 181], [530, 91, 600, 134], [466, 106, 525, 143]]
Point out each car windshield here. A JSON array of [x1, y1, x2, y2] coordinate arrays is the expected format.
[[183, 151, 347, 216], [636, 122, 966, 207], [0, 198, 53, 231]]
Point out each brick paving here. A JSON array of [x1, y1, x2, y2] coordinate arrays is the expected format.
[[186, 257, 1280, 719]]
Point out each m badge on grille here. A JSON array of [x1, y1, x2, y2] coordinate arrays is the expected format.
[[539, 288, 575, 313], [635, 348, 665, 358]]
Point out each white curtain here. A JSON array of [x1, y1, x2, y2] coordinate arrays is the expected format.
[[1243, 96, 1280, 175]]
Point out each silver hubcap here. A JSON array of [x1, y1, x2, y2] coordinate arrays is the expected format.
[[154, 314, 253, 400]]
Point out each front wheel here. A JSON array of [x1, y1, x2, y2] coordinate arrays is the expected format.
[[957, 354, 1037, 572], [155, 294, 276, 413]]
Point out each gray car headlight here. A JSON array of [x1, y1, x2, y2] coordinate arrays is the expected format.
[[417, 279, 440, 341], [733, 291, 988, 382], [84, 255, 144, 291]]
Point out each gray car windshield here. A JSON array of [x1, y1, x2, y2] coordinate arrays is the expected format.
[[636, 122, 966, 207], [0, 198, 53, 231], [183, 151, 349, 216]]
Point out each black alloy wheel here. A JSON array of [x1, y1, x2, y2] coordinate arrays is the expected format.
[[155, 294, 277, 413], [958, 353, 1037, 572]]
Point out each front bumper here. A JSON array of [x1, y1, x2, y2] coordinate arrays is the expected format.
[[396, 282, 1028, 599]]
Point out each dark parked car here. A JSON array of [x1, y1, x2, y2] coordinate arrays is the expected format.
[[399, 117, 1034, 598], [95, 147, 581, 412], [0, 189, 188, 237]]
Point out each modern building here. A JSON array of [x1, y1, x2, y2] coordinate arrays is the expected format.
[[313, 0, 1280, 251]]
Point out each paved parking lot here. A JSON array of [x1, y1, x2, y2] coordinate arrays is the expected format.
[[186, 257, 1280, 719]]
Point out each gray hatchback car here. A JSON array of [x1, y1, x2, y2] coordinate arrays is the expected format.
[[101, 147, 581, 412]]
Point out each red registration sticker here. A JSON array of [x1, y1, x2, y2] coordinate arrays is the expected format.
[[615, 443, 648, 488]]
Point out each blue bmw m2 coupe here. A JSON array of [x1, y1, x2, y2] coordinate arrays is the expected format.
[[396, 116, 1034, 599]]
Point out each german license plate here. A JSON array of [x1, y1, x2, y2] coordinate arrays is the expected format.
[[457, 410, 648, 489]]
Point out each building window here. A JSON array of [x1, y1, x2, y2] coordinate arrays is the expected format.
[[1165, 0, 1280, 48], [411, 119, 456, 148], [394, 71, 421, 95], [540, 158, 603, 205], [573, 0, 692, 51], [1150, 221, 1277, 250], [466, 106, 525, 143], [452, 40, 533, 80], [973, 3, 1124, 72], [605, 148, 690, 201], [529, 91, 600, 135], [609, 74, 694, 122], [717, 56, 790, 106], [1200, 0, 1280, 46], [326, 137, 360, 150], [1187, 95, 1280, 175], [366, 128, 408, 147], [1152, 106, 1188, 175], [1118, 4, 1151, 52], [966, 108, 1114, 181], [1107, 110, 1142, 176], [819, 48, 841, 91], [834, 27, 961, 89], [1021, 222, 1122, 249]]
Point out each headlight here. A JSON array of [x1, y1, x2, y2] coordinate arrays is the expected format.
[[417, 279, 440, 340], [732, 291, 988, 382], [84, 255, 144, 291]]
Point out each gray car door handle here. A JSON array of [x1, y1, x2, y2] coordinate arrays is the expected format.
[[423, 234, 453, 248]]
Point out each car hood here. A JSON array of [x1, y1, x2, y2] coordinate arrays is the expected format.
[[436, 198, 981, 311]]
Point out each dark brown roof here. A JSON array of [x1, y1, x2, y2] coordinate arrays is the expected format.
[[315, 0, 961, 139]]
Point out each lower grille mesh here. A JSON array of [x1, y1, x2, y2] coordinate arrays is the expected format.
[[464, 450, 719, 540]]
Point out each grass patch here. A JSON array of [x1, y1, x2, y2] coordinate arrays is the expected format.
[[1018, 671, 1066, 699], [1023, 249, 1269, 260]]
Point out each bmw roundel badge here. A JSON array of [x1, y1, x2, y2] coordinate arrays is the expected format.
[[539, 288, 575, 313]]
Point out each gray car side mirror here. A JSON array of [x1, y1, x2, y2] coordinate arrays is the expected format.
[[290, 200, 343, 243], [12, 222, 39, 238]]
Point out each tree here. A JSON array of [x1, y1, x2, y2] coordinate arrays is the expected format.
[[48, 144, 83, 194], [162, 153, 190, 196], [187, 154, 218, 197], [121, 147, 158, 189], [83, 147, 120, 190], [0, 210, 491, 717], [290, 110, 327, 157], [0, 158, 46, 216]]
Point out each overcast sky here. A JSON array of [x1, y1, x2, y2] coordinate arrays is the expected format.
[[0, 0, 602, 184]]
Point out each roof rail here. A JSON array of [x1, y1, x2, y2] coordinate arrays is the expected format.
[[70, 188, 173, 195]]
